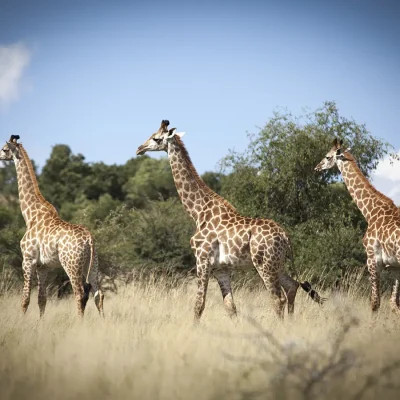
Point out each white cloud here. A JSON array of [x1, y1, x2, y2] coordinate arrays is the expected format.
[[371, 150, 400, 205], [0, 43, 31, 107]]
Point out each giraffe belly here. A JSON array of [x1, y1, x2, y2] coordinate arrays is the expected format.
[[381, 251, 400, 268], [217, 243, 252, 266], [39, 243, 60, 267]]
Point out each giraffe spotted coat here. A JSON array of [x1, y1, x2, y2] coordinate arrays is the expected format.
[[315, 138, 400, 313], [137, 120, 325, 321], [0, 135, 104, 318]]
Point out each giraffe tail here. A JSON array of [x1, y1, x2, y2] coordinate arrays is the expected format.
[[299, 281, 327, 304], [287, 239, 327, 305], [84, 233, 95, 295]]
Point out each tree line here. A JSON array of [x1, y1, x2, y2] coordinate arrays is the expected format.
[[0, 102, 396, 293]]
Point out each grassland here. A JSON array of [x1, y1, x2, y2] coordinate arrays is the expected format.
[[1, 278, 399, 400]]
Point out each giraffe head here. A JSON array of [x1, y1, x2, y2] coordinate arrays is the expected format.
[[314, 138, 352, 172], [0, 135, 21, 161], [136, 120, 185, 155]]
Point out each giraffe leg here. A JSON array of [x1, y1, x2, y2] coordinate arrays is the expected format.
[[21, 255, 38, 315], [390, 251, 400, 314], [61, 262, 87, 318], [214, 268, 237, 318], [87, 250, 104, 318], [36, 266, 48, 318], [367, 256, 381, 313], [194, 257, 210, 323], [59, 245, 89, 318], [70, 278, 86, 318], [252, 256, 286, 319], [390, 279, 400, 314], [279, 272, 299, 315]]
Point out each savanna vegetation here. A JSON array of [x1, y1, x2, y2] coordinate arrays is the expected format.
[[0, 101, 395, 294], [1, 101, 400, 400], [1, 279, 400, 400]]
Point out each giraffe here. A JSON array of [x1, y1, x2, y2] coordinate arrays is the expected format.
[[315, 138, 400, 314], [136, 120, 325, 321], [0, 135, 104, 318]]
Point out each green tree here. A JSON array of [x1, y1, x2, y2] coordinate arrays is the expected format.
[[124, 157, 177, 208], [40, 145, 91, 209], [201, 172, 224, 194], [84, 162, 125, 201]]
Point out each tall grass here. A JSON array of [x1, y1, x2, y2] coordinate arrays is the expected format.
[[0, 277, 399, 400]]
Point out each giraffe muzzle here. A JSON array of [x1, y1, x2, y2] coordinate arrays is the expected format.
[[314, 164, 322, 172], [136, 146, 145, 155]]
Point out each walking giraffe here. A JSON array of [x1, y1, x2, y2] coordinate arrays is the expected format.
[[315, 138, 400, 314], [136, 120, 325, 321], [0, 135, 104, 318]]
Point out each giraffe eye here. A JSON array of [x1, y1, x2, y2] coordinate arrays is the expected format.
[[153, 138, 162, 144]]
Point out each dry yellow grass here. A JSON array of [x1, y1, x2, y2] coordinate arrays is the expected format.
[[0, 279, 399, 400]]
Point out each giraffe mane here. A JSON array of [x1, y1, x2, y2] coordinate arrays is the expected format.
[[345, 151, 398, 209], [18, 145, 59, 216], [175, 136, 238, 212]]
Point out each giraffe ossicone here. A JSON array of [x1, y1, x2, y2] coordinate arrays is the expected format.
[[315, 138, 400, 314], [137, 120, 326, 321], [0, 135, 104, 318]]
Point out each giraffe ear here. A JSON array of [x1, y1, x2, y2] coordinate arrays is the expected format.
[[339, 139, 343, 146], [167, 128, 185, 139], [332, 138, 338, 147]]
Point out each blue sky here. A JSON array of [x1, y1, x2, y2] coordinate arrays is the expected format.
[[1, 0, 400, 198]]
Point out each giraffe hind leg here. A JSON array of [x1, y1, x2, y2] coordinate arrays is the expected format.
[[214, 268, 237, 318], [279, 272, 299, 315], [61, 259, 87, 318], [36, 266, 48, 318], [390, 251, 400, 314], [253, 256, 286, 319], [390, 279, 400, 313]]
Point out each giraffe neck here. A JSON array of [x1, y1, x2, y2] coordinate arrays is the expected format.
[[13, 145, 58, 225], [167, 137, 236, 222], [337, 154, 397, 223]]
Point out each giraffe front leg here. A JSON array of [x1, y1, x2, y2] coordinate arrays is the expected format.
[[21, 255, 37, 315], [367, 256, 381, 313], [214, 268, 237, 318], [194, 257, 211, 323], [36, 266, 48, 317]]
